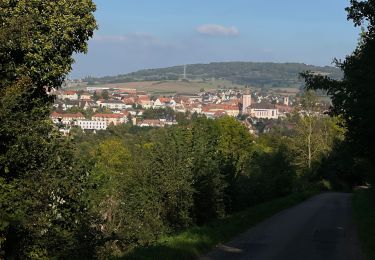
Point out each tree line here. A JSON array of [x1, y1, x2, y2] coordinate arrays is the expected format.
[[85, 62, 342, 89], [67, 105, 349, 257]]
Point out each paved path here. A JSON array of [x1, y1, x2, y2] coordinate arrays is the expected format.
[[200, 193, 363, 260]]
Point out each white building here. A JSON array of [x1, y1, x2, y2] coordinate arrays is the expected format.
[[248, 103, 279, 119], [92, 113, 127, 126], [76, 120, 107, 130], [97, 100, 127, 110], [57, 91, 79, 100], [87, 87, 110, 92], [80, 93, 92, 100], [50, 112, 85, 125], [153, 97, 174, 108]]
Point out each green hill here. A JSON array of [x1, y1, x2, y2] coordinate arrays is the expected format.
[[84, 62, 342, 89]]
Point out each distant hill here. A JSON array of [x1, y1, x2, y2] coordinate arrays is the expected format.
[[84, 62, 342, 89]]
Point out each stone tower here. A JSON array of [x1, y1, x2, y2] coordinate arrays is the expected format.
[[284, 96, 289, 106], [242, 88, 251, 114]]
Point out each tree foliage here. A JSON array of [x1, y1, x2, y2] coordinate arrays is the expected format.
[[0, 79, 92, 258], [0, 0, 97, 90], [86, 62, 342, 89], [301, 0, 375, 181], [0, 1, 97, 258], [288, 91, 345, 172], [190, 118, 226, 224], [67, 117, 304, 256]]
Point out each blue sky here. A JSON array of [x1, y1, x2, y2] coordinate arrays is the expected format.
[[71, 0, 360, 78]]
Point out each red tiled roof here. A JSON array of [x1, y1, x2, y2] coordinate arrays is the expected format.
[[204, 104, 239, 111], [137, 95, 150, 101], [51, 111, 60, 117], [93, 113, 125, 118], [158, 97, 171, 103], [51, 112, 84, 118], [214, 110, 228, 117], [62, 90, 77, 95], [123, 98, 135, 104], [251, 103, 277, 109]]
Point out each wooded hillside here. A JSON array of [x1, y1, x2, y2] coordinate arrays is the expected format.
[[85, 62, 342, 88]]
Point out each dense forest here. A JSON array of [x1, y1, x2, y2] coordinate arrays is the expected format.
[[84, 62, 342, 88], [1, 0, 374, 259], [32, 107, 359, 258]]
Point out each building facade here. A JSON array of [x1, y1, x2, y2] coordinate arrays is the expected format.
[[92, 113, 127, 126], [242, 89, 252, 114], [248, 103, 279, 119], [76, 120, 108, 130]]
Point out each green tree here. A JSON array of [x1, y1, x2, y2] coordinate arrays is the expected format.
[[101, 90, 110, 100], [216, 116, 255, 177], [239, 144, 295, 206], [143, 107, 175, 120], [0, 0, 97, 91], [215, 116, 256, 211], [92, 91, 100, 101], [146, 128, 194, 230], [316, 140, 367, 190], [288, 91, 345, 178], [0, 0, 97, 257], [190, 118, 227, 224], [0, 80, 93, 258], [301, 0, 375, 181]]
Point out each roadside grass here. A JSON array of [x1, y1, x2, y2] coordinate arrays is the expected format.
[[120, 191, 316, 260], [353, 188, 375, 260]]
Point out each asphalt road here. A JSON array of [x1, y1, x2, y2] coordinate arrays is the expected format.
[[200, 193, 363, 260]]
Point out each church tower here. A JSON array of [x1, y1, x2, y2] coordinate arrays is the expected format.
[[284, 96, 289, 106], [242, 87, 251, 114]]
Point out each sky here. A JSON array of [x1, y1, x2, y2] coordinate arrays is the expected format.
[[70, 0, 360, 79]]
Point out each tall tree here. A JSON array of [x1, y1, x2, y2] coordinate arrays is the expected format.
[[301, 0, 375, 180], [216, 116, 256, 211], [101, 90, 110, 100], [0, 0, 97, 91], [0, 80, 93, 258], [0, 1, 97, 257], [289, 91, 345, 173], [190, 118, 227, 224], [146, 128, 194, 230]]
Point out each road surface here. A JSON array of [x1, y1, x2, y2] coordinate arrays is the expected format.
[[200, 193, 363, 260]]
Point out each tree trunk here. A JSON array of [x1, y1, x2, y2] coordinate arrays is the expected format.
[[308, 118, 312, 169]]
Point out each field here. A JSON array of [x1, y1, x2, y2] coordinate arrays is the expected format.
[[269, 87, 301, 96], [68, 80, 246, 95], [67, 80, 302, 96]]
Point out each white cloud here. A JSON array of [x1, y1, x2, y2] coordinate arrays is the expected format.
[[196, 24, 240, 36]]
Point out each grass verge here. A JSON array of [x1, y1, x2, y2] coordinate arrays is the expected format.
[[120, 191, 316, 260], [352, 188, 375, 260]]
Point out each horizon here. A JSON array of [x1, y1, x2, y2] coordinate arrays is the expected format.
[[73, 60, 340, 80], [71, 0, 359, 79]]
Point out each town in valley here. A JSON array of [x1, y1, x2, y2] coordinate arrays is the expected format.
[[50, 78, 329, 135]]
